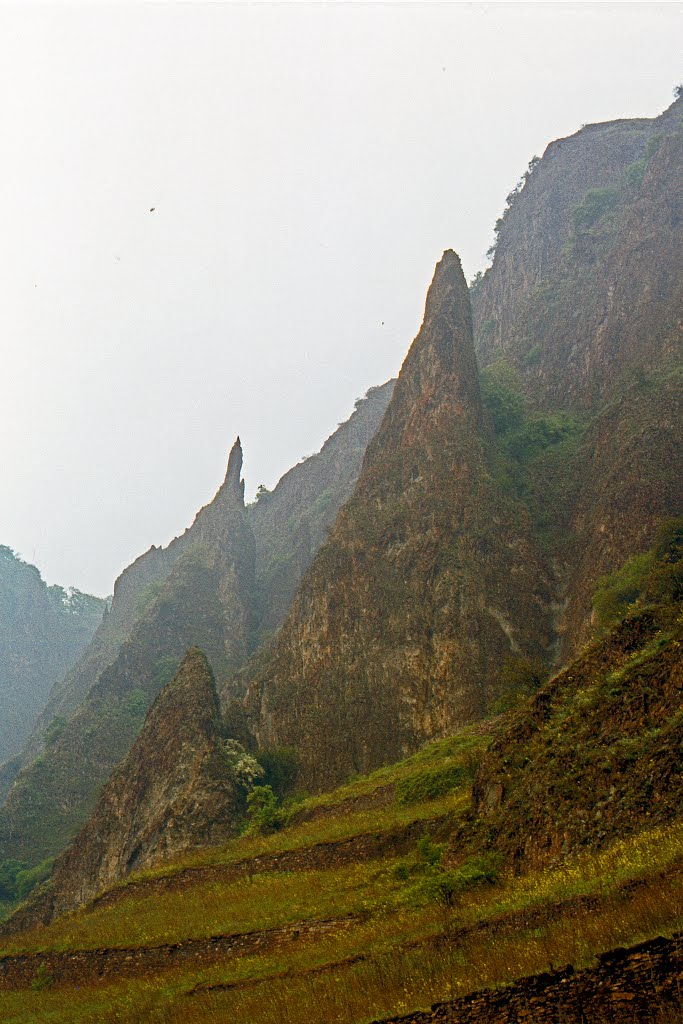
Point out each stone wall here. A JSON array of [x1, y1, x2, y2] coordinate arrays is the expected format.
[[373, 933, 683, 1024]]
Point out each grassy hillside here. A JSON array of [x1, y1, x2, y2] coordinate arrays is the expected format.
[[0, 522, 680, 1022], [1, 721, 682, 1022]]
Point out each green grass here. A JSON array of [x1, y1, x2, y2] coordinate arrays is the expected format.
[[1, 860, 681, 1024], [2, 717, 683, 1023]]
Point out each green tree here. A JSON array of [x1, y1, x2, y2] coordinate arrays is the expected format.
[[246, 785, 280, 833]]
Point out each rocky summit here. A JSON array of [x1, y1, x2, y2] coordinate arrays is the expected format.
[[6, 649, 237, 931], [246, 250, 552, 791]]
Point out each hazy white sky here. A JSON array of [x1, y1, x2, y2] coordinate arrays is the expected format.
[[0, 2, 680, 596]]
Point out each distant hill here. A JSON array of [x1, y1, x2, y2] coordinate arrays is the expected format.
[[0, 547, 104, 772]]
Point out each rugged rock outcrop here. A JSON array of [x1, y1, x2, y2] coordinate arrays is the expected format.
[[468, 595, 683, 869], [0, 390, 394, 867], [249, 380, 394, 644], [0, 441, 254, 864], [247, 251, 553, 791], [0, 547, 104, 769], [3, 97, 680, 876], [472, 96, 683, 653], [473, 97, 682, 405], [4, 649, 237, 930]]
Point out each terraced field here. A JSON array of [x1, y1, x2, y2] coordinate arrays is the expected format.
[[1, 723, 682, 1023]]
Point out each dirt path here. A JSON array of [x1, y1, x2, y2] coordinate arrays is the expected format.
[[83, 812, 457, 913], [0, 915, 359, 990]]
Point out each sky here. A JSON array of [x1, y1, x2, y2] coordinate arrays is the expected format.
[[0, 2, 680, 596]]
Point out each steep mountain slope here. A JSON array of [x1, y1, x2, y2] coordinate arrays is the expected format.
[[468, 519, 683, 869], [0, 389, 393, 867], [0, 441, 253, 864], [249, 380, 394, 643], [7, 649, 238, 930], [247, 251, 553, 791], [473, 97, 682, 403], [0, 547, 104, 767], [17, 385, 395, 774], [0, 659, 681, 1024], [471, 96, 683, 653]]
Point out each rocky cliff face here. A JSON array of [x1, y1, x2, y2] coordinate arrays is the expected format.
[[17, 440, 253, 768], [249, 380, 394, 644], [472, 97, 683, 654], [0, 442, 253, 864], [0, 547, 104, 769], [0, 392, 393, 867], [473, 98, 682, 406], [468, 552, 683, 869], [5, 649, 237, 929], [247, 252, 553, 791]]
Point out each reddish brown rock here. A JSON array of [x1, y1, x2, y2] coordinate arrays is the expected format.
[[247, 251, 552, 791]]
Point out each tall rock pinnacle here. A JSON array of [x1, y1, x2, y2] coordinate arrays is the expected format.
[[404, 249, 479, 401], [246, 251, 552, 791], [373, 250, 482, 454], [223, 436, 246, 506], [5, 649, 239, 930]]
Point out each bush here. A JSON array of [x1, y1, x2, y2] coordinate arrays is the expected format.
[[623, 135, 661, 191], [593, 553, 654, 629], [490, 656, 548, 714], [0, 859, 27, 900], [14, 859, 53, 901], [43, 715, 67, 748], [124, 689, 149, 717], [571, 187, 620, 232], [225, 740, 265, 792], [396, 764, 473, 806], [624, 158, 647, 190], [30, 963, 54, 992], [246, 785, 281, 833], [502, 411, 583, 463], [481, 361, 525, 435], [256, 747, 299, 799], [419, 854, 501, 909], [416, 832, 445, 868], [592, 517, 683, 628], [646, 518, 683, 604]]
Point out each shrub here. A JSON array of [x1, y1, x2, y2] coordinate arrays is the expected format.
[[481, 361, 525, 435], [571, 187, 620, 232], [592, 516, 683, 628], [416, 832, 445, 868], [246, 785, 281, 833], [43, 715, 67, 747], [30, 963, 54, 992], [256, 747, 299, 799], [624, 158, 647, 190], [490, 656, 548, 714], [502, 411, 583, 463], [225, 740, 265, 792], [646, 518, 683, 604], [124, 689, 149, 717], [0, 859, 27, 900], [420, 854, 501, 909], [14, 858, 53, 901], [396, 764, 473, 806]]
